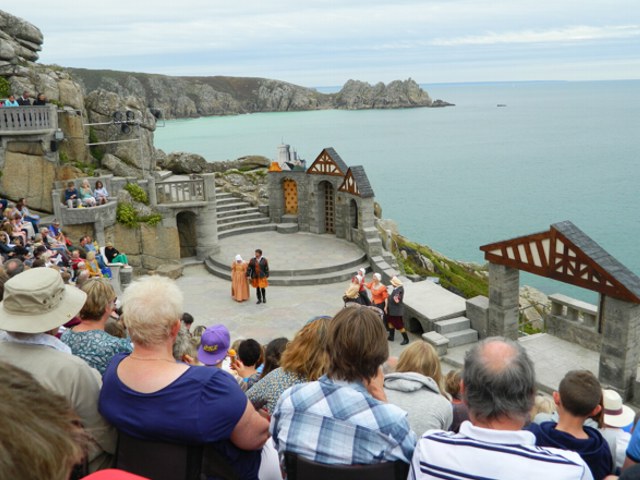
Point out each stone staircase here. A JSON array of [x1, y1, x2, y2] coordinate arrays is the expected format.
[[432, 316, 478, 347], [215, 192, 276, 239]]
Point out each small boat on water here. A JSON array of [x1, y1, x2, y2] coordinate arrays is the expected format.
[[497, 104, 507, 107]]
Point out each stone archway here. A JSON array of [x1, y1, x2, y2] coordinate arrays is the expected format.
[[349, 199, 358, 229], [176, 211, 197, 258]]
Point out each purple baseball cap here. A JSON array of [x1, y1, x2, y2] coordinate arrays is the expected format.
[[198, 324, 230, 366]]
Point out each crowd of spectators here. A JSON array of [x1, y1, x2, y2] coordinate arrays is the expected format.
[[64, 179, 110, 208], [2, 260, 640, 479], [1, 89, 48, 107]]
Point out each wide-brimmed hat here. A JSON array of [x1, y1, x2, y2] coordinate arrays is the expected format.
[[0, 268, 86, 334], [390, 276, 403, 287], [198, 324, 230, 366], [603, 389, 635, 428]]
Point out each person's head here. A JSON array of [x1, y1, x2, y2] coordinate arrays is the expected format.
[[72, 250, 80, 259], [531, 393, 556, 419], [197, 324, 230, 366], [261, 337, 288, 378], [0, 268, 86, 334], [602, 389, 635, 428], [105, 317, 126, 339], [81, 179, 91, 189], [4, 258, 24, 277], [395, 341, 445, 391], [326, 306, 388, 382], [235, 254, 243, 263], [372, 272, 382, 283], [254, 249, 262, 258], [181, 312, 194, 330], [0, 362, 90, 480], [95, 180, 104, 189], [86, 251, 96, 261], [7, 94, 15, 101], [37, 93, 45, 102], [238, 339, 263, 368], [344, 282, 360, 299], [445, 369, 463, 400], [16, 197, 25, 209], [173, 325, 199, 364], [191, 324, 207, 344], [67, 181, 75, 189], [122, 275, 183, 347], [75, 270, 90, 288], [280, 316, 331, 380], [78, 278, 116, 322], [463, 337, 536, 426], [555, 370, 602, 420], [21, 91, 29, 99]]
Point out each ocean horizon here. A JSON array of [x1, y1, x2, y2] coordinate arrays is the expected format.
[[154, 79, 640, 304]]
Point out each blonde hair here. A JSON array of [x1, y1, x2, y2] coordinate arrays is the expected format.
[[79, 278, 115, 321], [344, 283, 360, 299], [122, 275, 183, 346], [445, 369, 463, 400], [396, 342, 446, 394], [280, 317, 331, 381], [530, 393, 557, 419]]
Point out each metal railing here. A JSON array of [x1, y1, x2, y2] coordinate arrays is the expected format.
[[155, 179, 206, 204], [0, 105, 56, 134]]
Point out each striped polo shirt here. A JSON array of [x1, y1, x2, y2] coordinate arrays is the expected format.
[[410, 421, 593, 480]]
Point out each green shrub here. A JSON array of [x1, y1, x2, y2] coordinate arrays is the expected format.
[[124, 183, 149, 205], [0, 77, 10, 98], [116, 202, 138, 228]]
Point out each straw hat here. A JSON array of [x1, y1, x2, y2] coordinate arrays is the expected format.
[[603, 389, 635, 428], [390, 276, 403, 287], [0, 268, 86, 334]]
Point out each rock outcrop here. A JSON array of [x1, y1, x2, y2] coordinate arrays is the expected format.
[[333, 79, 434, 109]]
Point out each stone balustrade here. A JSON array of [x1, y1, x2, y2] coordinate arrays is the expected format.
[[546, 293, 601, 351], [549, 293, 598, 327], [0, 105, 57, 135], [156, 179, 206, 204]]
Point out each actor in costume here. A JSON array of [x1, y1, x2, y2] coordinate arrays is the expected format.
[[247, 249, 269, 304], [231, 254, 250, 302], [386, 276, 409, 345]]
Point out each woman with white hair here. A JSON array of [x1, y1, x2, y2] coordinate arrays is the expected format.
[[99, 275, 269, 479], [231, 254, 249, 302]]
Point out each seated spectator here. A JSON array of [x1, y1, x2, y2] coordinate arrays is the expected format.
[[197, 324, 233, 371], [64, 181, 81, 208], [79, 179, 97, 207], [233, 338, 264, 391], [49, 219, 70, 246], [444, 368, 469, 432], [260, 336, 288, 379], [343, 282, 366, 306], [16, 197, 39, 233], [4, 257, 24, 277], [94, 180, 109, 205], [17, 90, 31, 105], [528, 370, 613, 479], [180, 311, 194, 332], [411, 338, 591, 479], [0, 268, 116, 471], [531, 392, 558, 423], [85, 251, 103, 278], [384, 341, 453, 434], [172, 325, 199, 365], [99, 275, 270, 479], [600, 389, 633, 472], [271, 305, 416, 466], [4, 94, 18, 107], [33, 92, 47, 105], [60, 278, 132, 375], [247, 316, 331, 416], [0, 361, 91, 480]]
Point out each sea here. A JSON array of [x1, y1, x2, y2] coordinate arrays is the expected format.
[[154, 80, 640, 304]]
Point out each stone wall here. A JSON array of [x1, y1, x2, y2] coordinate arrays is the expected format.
[[106, 223, 180, 272]]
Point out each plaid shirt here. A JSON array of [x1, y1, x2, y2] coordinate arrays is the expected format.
[[270, 375, 416, 466]]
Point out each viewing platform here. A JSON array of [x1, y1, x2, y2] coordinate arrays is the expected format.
[[0, 105, 58, 135]]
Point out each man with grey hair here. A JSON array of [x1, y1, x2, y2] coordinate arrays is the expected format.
[[410, 337, 593, 480]]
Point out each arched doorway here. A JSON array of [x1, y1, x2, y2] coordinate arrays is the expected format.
[[176, 211, 197, 257], [320, 181, 335, 234], [283, 179, 298, 215], [349, 199, 358, 229]]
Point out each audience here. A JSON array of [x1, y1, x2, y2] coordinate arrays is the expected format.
[[444, 368, 470, 432], [384, 340, 453, 434], [234, 338, 264, 391], [410, 337, 592, 479], [260, 336, 288, 378], [600, 389, 633, 472], [271, 305, 416, 467]]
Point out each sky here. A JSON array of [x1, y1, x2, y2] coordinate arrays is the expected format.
[[6, 1, 640, 87]]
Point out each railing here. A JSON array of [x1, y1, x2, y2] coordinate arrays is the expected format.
[[0, 105, 56, 134], [156, 179, 206, 204], [548, 293, 598, 328]]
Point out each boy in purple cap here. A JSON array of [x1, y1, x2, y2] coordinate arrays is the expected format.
[[197, 324, 230, 367]]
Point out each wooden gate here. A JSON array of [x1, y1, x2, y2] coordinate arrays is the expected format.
[[323, 182, 335, 234], [283, 179, 298, 215]]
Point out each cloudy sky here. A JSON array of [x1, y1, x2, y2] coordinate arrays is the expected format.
[[8, 1, 640, 87]]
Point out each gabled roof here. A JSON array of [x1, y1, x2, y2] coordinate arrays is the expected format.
[[338, 166, 375, 198], [306, 148, 348, 176], [480, 221, 640, 303]]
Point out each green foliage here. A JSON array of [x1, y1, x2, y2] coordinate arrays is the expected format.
[[116, 202, 138, 228], [88, 127, 105, 162], [124, 183, 149, 205], [0, 77, 10, 98], [59, 151, 69, 164], [141, 213, 163, 226], [49, 99, 64, 108]]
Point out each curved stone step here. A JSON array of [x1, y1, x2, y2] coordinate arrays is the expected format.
[[218, 216, 271, 232], [218, 223, 278, 239]]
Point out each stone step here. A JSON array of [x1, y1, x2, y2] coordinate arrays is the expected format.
[[217, 202, 258, 214], [204, 256, 370, 286], [218, 216, 271, 232], [434, 316, 471, 334], [444, 329, 478, 348], [218, 223, 278, 239], [422, 331, 449, 356], [217, 211, 265, 224], [276, 223, 299, 233], [216, 197, 245, 207]]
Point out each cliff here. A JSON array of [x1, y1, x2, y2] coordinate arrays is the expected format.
[[67, 68, 450, 119]]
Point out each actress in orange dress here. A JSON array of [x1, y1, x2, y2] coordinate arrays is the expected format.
[[231, 254, 250, 302]]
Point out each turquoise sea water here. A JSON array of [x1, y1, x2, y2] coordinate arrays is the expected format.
[[154, 80, 640, 303]]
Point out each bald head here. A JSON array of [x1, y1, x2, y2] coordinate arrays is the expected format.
[[463, 337, 536, 425]]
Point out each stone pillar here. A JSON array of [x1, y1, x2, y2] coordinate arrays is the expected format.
[[599, 296, 640, 400], [196, 174, 220, 260], [487, 263, 520, 340], [148, 176, 157, 207]]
